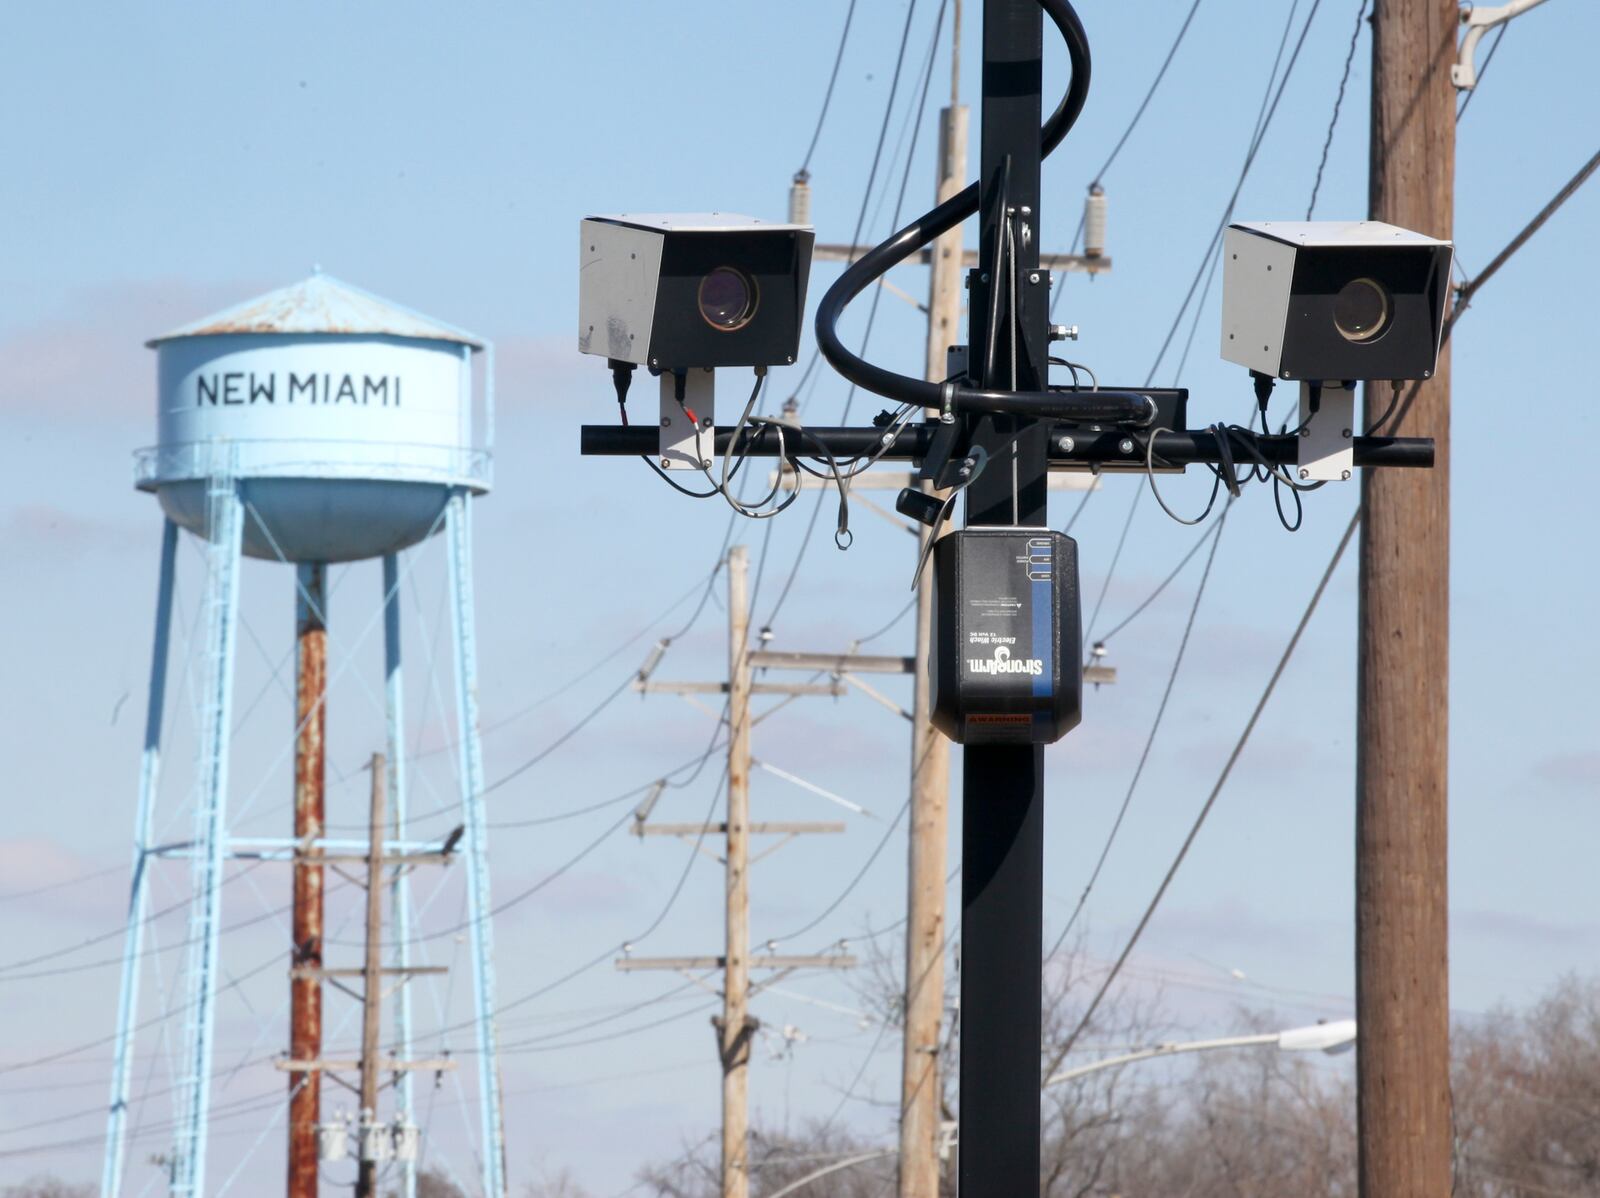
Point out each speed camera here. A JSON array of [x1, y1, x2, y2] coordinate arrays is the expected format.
[[578, 213, 814, 372], [1220, 221, 1452, 382]]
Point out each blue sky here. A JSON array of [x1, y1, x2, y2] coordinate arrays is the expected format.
[[2, 1, 1597, 1193]]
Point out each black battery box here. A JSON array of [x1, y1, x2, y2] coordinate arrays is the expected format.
[[930, 528, 1083, 745]]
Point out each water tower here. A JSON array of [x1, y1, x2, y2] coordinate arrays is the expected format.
[[102, 273, 506, 1198]]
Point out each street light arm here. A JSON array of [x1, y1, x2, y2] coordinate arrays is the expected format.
[[1044, 1033, 1278, 1088], [764, 1149, 897, 1198], [1043, 1020, 1357, 1088], [1453, 0, 1554, 88]]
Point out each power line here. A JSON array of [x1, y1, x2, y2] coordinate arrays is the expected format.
[[0, 949, 284, 1076], [1044, 507, 1356, 1082], [0, 859, 270, 979], [1306, 0, 1369, 220], [1045, 499, 1231, 962], [1045, 154, 1600, 1079], [1091, 514, 1224, 646], [1091, 0, 1205, 185], [1453, 143, 1600, 317], [1455, 22, 1507, 121], [762, 0, 945, 631], [799, 0, 862, 175], [0, 862, 124, 904], [763, 793, 914, 946], [479, 669, 640, 797], [421, 764, 732, 1036], [1077, 0, 1323, 644], [1049, 0, 1213, 320]]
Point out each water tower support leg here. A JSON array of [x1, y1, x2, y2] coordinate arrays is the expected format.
[[172, 470, 244, 1198], [102, 518, 179, 1198], [383, 551, 418, 1198], [445, 490, 507, 1198]]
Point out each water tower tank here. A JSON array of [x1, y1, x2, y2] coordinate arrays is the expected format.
[[139, 272, 489, 563]]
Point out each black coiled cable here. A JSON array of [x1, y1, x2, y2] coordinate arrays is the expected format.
[[813, 0, 1154, 427]]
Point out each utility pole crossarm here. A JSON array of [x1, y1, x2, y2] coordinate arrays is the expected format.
[[289, 966, 449, 979], [636, 821, 846, 837], [276, 1058, 457, 1073], [635, 679, 847, 698], [749, 651, 914, 674], [615, 955, 859, 972], [812, 242, 1110, 274]]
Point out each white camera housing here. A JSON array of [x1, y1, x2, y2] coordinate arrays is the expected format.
[[578, 213, 813, 372], [1221, 221, 1452, 382]]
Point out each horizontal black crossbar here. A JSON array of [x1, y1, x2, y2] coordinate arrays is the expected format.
[[578, 424, 1434, 470]]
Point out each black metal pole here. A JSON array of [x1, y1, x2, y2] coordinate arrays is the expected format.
[[958, 3, 1049, 1194]]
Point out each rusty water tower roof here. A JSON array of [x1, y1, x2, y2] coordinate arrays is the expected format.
[[145, 271, 484, 350]]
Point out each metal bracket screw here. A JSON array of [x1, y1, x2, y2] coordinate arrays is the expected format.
[[1118, 438, 1135, 455], [1057, 436, 1075, 453]]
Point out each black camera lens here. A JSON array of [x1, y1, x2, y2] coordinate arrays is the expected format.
[[698, 267, 758, 331], [1333, 277, 1391, 343]]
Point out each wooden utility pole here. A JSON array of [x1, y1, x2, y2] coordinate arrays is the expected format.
[[290, 562, 327, 1198], [900, 41, 967, 1198], [619, 546, 864, 1198], [278, 759, 453, 1177], [1358, 2, 1455, 1194], [357, 753, 386, 1198], [721, 545, 755, 1198]]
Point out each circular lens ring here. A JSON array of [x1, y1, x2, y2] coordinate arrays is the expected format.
[[1333, 277, 1391, 344], [698, 267, 759, 332]]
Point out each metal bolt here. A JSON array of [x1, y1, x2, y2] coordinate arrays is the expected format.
[[1028, 272, 1040, 284], [660, 417, 671, 428], [702, 417, 713, 429], [881, 431, 896, 446], [940, 412, 955, 425], [701, 458, 713, 469], [1423, 370, 1431, 378], [1342, 428, 1352, 438], [1299, 468, 1310, 480], [1341, 469, 1352, 481], [1299, 428, 1310, 438], [979, 272, 989, 283], [1118, 438, 1135, 455], [651, 358, 659, 367], [1049, 324, 1079, 341], [786, 355, 794, 364], [1058, 435, 1076, 453], [661, 458, 672, 468]]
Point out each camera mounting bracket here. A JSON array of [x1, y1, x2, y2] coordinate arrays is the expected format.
[[1297, 381, 1356, 483], [659, 368, 715, 471]]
